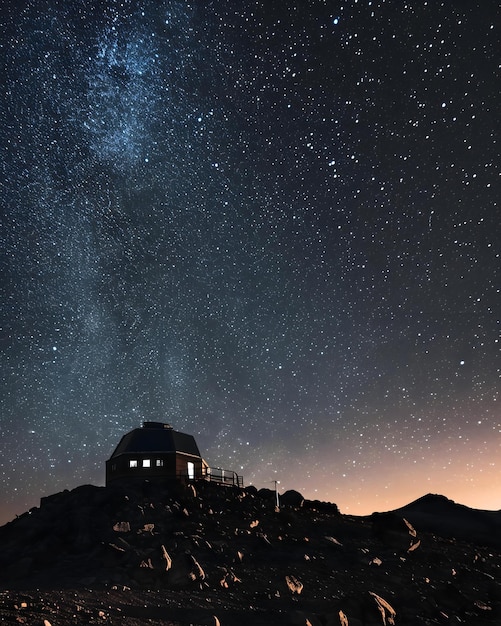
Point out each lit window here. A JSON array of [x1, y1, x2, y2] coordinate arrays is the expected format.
[[143, 459, 151, 468], [129, 460, 138, 468], [156, 459, 163, 467]]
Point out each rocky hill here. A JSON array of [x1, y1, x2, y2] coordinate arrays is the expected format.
[[0, 481, 500, 625]]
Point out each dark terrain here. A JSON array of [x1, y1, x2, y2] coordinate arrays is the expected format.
[[1, 481, 500, 625]]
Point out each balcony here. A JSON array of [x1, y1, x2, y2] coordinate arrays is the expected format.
[[203, 466, 244, 488]]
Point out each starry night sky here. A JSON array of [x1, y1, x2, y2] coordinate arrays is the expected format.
[[1, 0, 499, 525]]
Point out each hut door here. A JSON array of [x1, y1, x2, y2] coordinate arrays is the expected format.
[[187, 461, 195, 480]]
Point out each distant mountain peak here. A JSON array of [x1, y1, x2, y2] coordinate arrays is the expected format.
[[403, 493, 455, 509]]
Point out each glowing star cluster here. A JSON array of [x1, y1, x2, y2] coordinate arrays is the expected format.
[[0, 0, 499, 524]]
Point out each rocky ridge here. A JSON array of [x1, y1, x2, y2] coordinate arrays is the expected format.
[[0, 481, 500, 625]]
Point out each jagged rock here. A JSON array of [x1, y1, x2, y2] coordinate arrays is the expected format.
[[325, 535, 343, 546], [285, 574, 303, 595], [139, 523, 155, 534], [161, 545, 172, 571], [369, 592, 396, 625], [189, 554, 206, 581], [219, 567, 241, 588]]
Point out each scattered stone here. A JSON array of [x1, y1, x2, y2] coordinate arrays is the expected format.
[[219, 568, 241, 588], [369, 591, 396, 625], [139, 523, 155, 534], [325, 536, 343, 546], [189, 554, 206, 581], [161, 545, 172, 571], [338, 610, 349, 626], [286, 575, 303, 595], [408, 538, 421, 552]]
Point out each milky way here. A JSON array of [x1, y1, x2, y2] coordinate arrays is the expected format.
[[1, 1, 499, 524]]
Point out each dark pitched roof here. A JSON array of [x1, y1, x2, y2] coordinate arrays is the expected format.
[[109, 422, 201, 458]]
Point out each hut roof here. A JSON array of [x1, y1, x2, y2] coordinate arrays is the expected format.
[[109, 422, 201, 458]]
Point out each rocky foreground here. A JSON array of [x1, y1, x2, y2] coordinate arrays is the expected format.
[[0, 482, 500, 625]]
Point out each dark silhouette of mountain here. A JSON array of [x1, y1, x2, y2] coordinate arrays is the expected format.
[[0, 483, 500, 625], [391, 493, 501, 548]]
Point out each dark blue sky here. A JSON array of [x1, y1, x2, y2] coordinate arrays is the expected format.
[[1, 0, 499, 524]]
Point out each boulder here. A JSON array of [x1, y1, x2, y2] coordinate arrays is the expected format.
[[280, 490, 305, 508], [371, 512, 418, 551]]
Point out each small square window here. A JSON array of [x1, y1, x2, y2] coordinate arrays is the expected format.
[[156, 459, 163, 467], [142, 459, 151, 468], [129, 460, 138, 468]]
